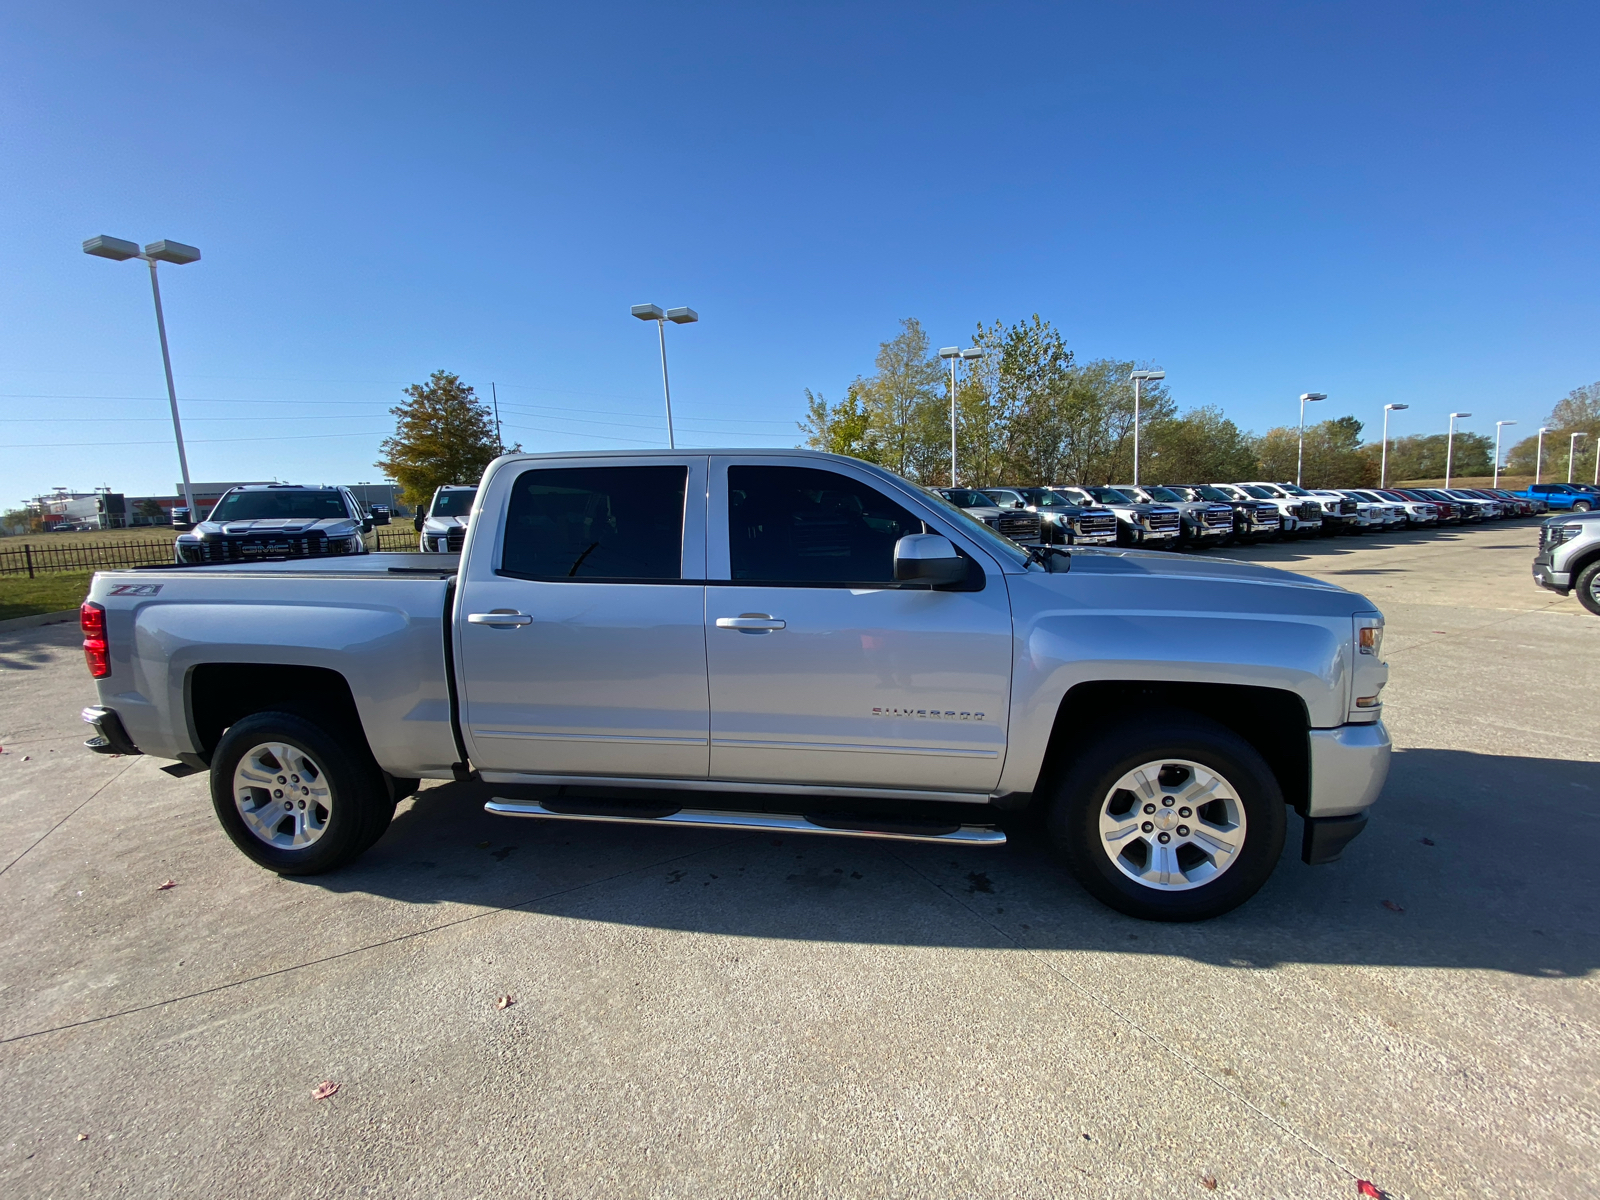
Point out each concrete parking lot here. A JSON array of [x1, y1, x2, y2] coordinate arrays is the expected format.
[[1, 521, 1595, 1199]]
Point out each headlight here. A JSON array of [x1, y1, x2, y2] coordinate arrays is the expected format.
[[1548, 523, 1583, 546]]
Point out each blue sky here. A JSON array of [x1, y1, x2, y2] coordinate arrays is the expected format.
[[3, 1, 1596, 502]]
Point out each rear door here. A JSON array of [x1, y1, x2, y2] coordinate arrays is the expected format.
[[456, 457, 710, 779], [704, 456, 1013, 793]]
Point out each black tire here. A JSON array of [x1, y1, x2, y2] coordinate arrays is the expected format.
[[1575, 559, 1600, 617], [210, 711, 388, 874], [1045, 712, 1287, 921]]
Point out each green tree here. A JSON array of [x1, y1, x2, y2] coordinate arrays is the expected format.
[[1144, 406, 1259, 484], [1253, 417, 1378, 487], [376, 372, 514, 510], [798, 385, 879, 462], [853, 318, 947, 480], [1374, 432, 1490, 483], [1506, 381, 1600, 480]]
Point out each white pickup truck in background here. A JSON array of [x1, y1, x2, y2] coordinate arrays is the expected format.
[[79, 449, 1391, 921]]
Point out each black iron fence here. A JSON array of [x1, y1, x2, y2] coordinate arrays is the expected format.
[[2, 529, 420, 577], [0, 540, 178, 577]]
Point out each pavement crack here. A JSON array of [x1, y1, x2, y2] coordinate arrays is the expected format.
[[877, 843, 1367, 1188], [0, 833, 751, 1045], [0, 757, 139, 880]]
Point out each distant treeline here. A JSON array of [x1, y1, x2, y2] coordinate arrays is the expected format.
[[799, 317, 1600, 488]]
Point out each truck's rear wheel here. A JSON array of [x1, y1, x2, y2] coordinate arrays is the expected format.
[[1046, 714, 1286, 921], [210, 711, 388, 874]]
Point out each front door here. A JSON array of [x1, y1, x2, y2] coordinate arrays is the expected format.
[[704, 458, 1013, 793], [457, 458, 710, 779]]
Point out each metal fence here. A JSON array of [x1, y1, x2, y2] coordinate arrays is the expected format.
[[2, 528, 420, 577], [0, 540, 178, 577]]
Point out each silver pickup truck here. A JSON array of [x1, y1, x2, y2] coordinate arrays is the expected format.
[[79, 449, 1391, 921]]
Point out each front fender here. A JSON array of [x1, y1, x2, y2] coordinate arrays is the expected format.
[[997, 569, 1355, 796]]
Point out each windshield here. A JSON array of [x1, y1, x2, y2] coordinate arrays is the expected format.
[[919, 490, 1031, 564], [209, 489, 349, 522], [982, 490, 1025, 507], [1279, 484, 1313, 496], [1243, 484, 1283, 497], [1089, 487, 1135, 504], [1141, 486, 1183, 502], [432, 488, 477, 517], [939, 488, 994, 509], [1190, 485, 1233, 502], [1053, 487, 1096, 505], [1021, 488, 1075, 507]]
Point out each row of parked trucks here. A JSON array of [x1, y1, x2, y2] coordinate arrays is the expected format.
[[934, 481, 1561, 551]]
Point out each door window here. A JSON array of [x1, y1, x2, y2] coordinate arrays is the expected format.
[[501, 465, 686, 580], [728, 465, 924, 584]]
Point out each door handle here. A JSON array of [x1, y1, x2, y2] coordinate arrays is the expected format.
[[715, 615, 786, 632], [467, 611, 533, 627]]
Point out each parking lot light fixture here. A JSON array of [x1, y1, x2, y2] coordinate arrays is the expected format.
[[1296, 393, 1326, 487], [1130, 369, 1167, 486], [939, 346, 985, 485], [1571, 431, 1588, 484], [82, 234, 201, 520], [1444, 412, 1472, 488], [1493, 420, 1517, 487], [1536, 427, 1549, 484], [1380, 403, 1409, 488], [631, 303, 696, 449]]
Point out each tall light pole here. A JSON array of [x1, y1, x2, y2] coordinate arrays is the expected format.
[[630, 303, 698, 449], [1445, 412, 1472, 487], [1536, 427, 1549, 484], [1296, 392, 1326, 487], [1130, 369, 1166, 485], [939, 345, 984, 485], [82, 235, 201, 521], [1492, 420, 1517, 487], [1571, 431, 1588, 484], [1379, 403, 1409, 488]]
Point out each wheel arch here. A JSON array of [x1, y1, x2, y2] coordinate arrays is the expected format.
[[1032, 680, 1310, 815], [187, 662, 369, 763]]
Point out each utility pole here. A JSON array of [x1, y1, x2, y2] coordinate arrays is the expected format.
[[491, 382, 504, 455]]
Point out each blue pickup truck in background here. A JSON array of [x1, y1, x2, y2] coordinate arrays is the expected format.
[[1518, 483, 1599, 512]]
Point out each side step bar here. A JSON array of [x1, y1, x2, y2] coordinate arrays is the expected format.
[[484, 798, 1006, 845]]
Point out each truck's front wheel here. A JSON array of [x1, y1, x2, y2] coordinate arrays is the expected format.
[[210, 711, 389, 874], [1574, 559, 1600, 617], [1046, 714, 1286, 921]]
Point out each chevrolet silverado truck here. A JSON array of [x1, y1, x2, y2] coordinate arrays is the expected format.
[[80, 449, 1390, 922], [416, 484, 478, 553], [1533, 510, 1600, 615], [173, 484, 387, 564]]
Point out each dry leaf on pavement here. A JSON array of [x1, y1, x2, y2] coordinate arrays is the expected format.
[[1381, 900, 1404, 913], [495, 994, 516, 1010], [76, 1133, 89, 1141], [156, 880, 176, 891], [1357, 1182, 1387, 1199], [1201, 1173, 1218, 1190], [312, 1080, 340, 1100]]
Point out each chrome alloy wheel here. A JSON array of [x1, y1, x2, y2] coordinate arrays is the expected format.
[[1098, 759, 1247, 891], [232, 742, 333, 849]]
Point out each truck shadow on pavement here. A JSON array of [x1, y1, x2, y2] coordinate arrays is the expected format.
[[301, 745, 1600, 979]]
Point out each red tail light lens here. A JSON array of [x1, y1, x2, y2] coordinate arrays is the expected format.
[[81, 601, 109, 678]]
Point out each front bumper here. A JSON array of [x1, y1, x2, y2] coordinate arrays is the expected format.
[[1306, 720, 1390, 819], [1532, 555, 1572, 593]]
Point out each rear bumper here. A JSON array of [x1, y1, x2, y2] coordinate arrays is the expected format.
[[1306, 721, 1390, 818], [81, 705, 142, 756]]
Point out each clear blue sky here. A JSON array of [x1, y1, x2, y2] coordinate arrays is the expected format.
[[3, 1, 1596, 502]]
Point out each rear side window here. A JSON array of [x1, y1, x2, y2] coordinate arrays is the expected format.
[[728, 465, 924, 584], [501, 465, 686, 580]]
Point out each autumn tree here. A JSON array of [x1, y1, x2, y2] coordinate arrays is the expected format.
[[376, 371, 514, 510], [798, 386, 879, 462], [1144, 406, 1259, 484], [1505, 381, 1600, 480]]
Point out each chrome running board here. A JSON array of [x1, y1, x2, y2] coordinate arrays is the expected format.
[[484, 799, 1006, 845]]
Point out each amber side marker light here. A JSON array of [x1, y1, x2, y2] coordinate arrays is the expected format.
[[81, 602, 109, 678]]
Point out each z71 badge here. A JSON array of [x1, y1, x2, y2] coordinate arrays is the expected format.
[[872, 707, 983, 720], [107, 583, 163, 596]]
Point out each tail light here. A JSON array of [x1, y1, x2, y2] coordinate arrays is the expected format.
[[81, 601, 109, 678]]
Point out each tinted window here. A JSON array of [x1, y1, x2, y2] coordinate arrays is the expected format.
[[432, 488, 476, 517], [1142, 486, 1183, 502], [939, 488, 992, 508], [210, 489, 349, 521], [729, 465, 925, 584], [501, 465, 685, 580], [1089, 487, 1136, 504]]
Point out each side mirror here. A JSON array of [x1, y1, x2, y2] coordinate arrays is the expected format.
[[894, 534, 966, 586], [413, 515, 425, 533], [361, 517, 374, 533]]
